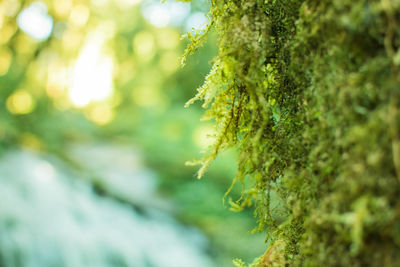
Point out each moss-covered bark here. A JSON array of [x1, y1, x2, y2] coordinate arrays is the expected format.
[[184, 0, 400, 265]]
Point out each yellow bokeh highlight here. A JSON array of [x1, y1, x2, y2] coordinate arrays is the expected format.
[[86, 104, 114, 125], [46, 62, 68, 99], [0, 47, 12, 76], [69, 5, 90, 27], [133, 31, 155, 62], [159, 51, 179, 74], [155, 29, 180, 50], [6, 90, 35, 115], [46, 82, 64, 99], [53, 0, 73, 18], [62, 28, 83, 51]]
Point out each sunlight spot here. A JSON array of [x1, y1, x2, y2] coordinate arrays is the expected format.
[[53, 0, 73, 18], [17, 2, 53, 41], [142, 4, 170, 28], [141, 1, 190, 28], [69, 32, 114, 107], [6, 90, 35, 115], [86, 104, 114, 125], [169, 2, 191, 27], [69, 5, 90, 27], [46, 62, 68, 99]]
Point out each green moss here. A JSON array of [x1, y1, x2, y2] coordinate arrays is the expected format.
[[184, 0, 400, 266]]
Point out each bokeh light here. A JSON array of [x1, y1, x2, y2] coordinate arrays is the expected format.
[[69, 31, 114, 107], [17, 2, 53, 41], [85, 103, 114, 125], [69, 5, 90, 27], [185, 11, 209, 32], [141, 1, 190, 28], [133, 31, 155, 62], [6, 90, 36, 115]]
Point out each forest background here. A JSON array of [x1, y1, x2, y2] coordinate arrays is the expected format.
[[0, 0, 266, 266]]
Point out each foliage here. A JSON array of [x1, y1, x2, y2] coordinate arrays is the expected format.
[[185, 0, 400, 265]]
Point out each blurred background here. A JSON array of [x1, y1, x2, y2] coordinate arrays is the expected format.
[[0, 0, 266, 266]]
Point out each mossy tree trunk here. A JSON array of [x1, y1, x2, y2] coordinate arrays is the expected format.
[[184, 0, 400, 266]]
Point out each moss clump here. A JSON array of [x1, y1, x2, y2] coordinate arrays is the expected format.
[[184, 0, 400, 265]]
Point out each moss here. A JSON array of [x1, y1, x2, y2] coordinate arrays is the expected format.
[[184, 0, 400, 266]]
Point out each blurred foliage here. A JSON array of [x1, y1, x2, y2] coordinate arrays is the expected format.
[[185, 0, 400, 266], [0, 0, 265, 266]]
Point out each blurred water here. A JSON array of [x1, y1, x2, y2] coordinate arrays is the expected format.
[[0, 145, 214, 267]]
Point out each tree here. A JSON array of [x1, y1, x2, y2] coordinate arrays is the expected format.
[[185, 0, 400, 265]]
